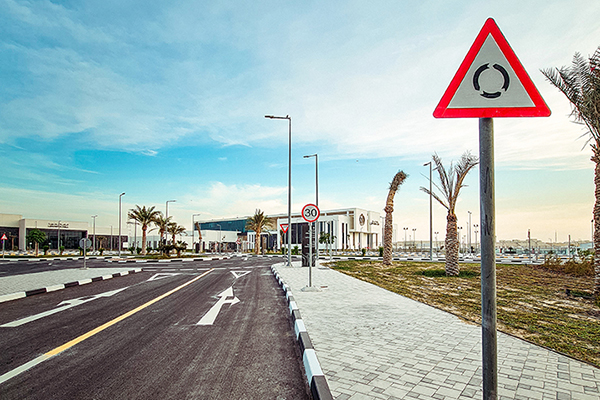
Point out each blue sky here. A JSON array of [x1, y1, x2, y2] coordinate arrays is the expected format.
[[1, 0, 599, 242]]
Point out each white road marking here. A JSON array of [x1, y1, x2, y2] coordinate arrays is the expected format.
[[0, 287, 129, 328], [196, 287, 240, 326], [230, 270, 251, 279], [146, 273, 182, 281]]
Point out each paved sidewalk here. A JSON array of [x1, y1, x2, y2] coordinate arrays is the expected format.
[[0, 268, 140, 301], [273, 264, 599, 400]]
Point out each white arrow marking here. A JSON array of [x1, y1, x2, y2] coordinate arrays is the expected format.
[[0, 287, 129, 328], [230, 270, 251, 279], [147, 273, 182, 281], [196, 286, 240, 326]]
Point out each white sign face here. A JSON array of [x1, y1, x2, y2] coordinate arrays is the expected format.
[[302, 204, 320, 223], [447, 34, 534, 109], [79, 238, 92, 248]]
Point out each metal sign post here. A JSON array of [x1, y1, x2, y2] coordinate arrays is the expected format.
[[433, 18, 550, 400], [80, 238, 92, 269], [309, 222, 313, 286], [479, 117, 497, 397], [302, 204, 320, 290]]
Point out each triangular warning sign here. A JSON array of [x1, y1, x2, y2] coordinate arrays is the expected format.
[[1, 234, 7, 241], [280, 224, 289, 233], [433, 18, 550, 118]]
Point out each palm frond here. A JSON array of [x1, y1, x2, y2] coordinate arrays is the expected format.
[[420, 186, 449, 210]]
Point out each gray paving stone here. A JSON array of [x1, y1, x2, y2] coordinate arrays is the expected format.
[[273, 264, 599, 400]]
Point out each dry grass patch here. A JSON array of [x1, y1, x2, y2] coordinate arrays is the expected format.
[[330, 260, 599, 367]]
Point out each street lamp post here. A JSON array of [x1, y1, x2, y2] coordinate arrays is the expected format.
[[166, 200, 176, 219], [57, 220, 61, 252], [474, 224, 479, 254], [403, 227, 408, 252], [110, 225, 113, 252], [265, 114, 292, 267], [468, 211, 472, 256], [304, 153, 319, 263], [424, 162, 433, 260], [412, 228, 417, 252], [458, 226, 463, 255], [192, 213, 201, 253], [118, 192, 125, 257], [435, 231, 439, 256], [216, 224, 222, 254], [92, 215, 98, 252]]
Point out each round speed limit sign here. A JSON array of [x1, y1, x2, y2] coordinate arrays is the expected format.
[[302, 203, 320, 223]]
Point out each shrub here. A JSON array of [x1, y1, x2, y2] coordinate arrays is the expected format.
[[43, 245, 50, 255], [361, 248, 366, 257], [378, 246, 384, 257], [540, 254, 593, 277], [99, 248, 104, 255], [292, 246, 299, 255]]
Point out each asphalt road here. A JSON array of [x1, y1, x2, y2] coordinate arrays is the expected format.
[[0, 258, 310, 399]]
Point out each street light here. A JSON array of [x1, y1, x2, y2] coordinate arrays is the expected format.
[[403, 227, 409, 252], [166, 200, 176, 219], [468, 211, 472, 255], [474, 224, 479, 254], [265, 114, 292, 267], [192, 213, 201, 253], [216, 224, 222, 254], [304, 153, 319, 263], [435, 231, 439, 256], [424, 161, 433, 260], [118, 192, 125, 257], [412, 228, 417, 251], [91, 215, 98, 252], [458, 226, 463, 255], [57, 220, 61, 251]]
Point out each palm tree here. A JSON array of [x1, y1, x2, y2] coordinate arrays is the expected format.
[[420, 152, 478, 276], [127, 205, 161, 256], [26, 229, 46, 257], [246, 209, 273, 255], [167, 222, 187, 245], [153, 213, 172, 246], [542, 47, 600, 296], [383, 171, 408, 265]]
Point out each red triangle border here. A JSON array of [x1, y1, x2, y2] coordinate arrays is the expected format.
[[433, 18, 551, 118]]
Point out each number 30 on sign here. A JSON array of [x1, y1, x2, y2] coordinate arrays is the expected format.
[[302, 204, 320, 223]]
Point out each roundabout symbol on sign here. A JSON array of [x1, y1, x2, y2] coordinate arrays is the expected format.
[[473, 63, 510, 99], [302, 204, 320, 223]]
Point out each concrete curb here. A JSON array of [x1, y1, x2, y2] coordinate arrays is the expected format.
[[270, 265, 333, 400], [0, 268, 142, 304]]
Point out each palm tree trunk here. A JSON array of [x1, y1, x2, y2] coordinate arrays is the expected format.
[[593, 149, 600, 296], [255, 229, 260, 255], [383, 205, 394, 265], [141, 229, 147, 255], [445, 212, 459, 276]]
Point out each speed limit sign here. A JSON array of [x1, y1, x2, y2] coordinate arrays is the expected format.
[[302, 204, 320, 223]]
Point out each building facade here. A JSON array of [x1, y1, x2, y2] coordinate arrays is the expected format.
[[196, 207, 392, 252], [0, 214, 126, 251]]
